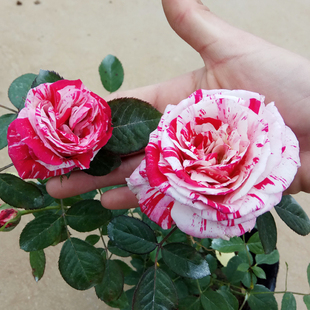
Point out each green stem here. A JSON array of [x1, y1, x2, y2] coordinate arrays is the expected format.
[[99, 228, 109, 260], [285, 262, 289, 292], [0, 163, 14, 173], [239, 293, 249, 310], [0, 104, 18, 113], [20, 205, 61, 216]]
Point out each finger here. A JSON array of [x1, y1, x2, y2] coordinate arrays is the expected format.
[[46, 153, 144, 199], [104, 68, 207, 113], [101, 186, 139, 210]]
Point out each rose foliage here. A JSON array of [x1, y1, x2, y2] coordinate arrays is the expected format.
[[0, 56, 310, 310]]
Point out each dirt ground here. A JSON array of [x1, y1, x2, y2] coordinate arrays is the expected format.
[[1, 0, 310, 309]]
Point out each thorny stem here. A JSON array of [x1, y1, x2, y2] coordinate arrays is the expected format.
[[0, 104, 18, 113], [60, 199, 71, 239], [0, 163, 14, 172]]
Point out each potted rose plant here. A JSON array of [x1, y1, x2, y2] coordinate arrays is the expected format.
[[0, 55, 310, 310]]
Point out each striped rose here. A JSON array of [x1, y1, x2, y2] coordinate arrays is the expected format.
[[8, 79, 112, 179], [127, 89, 300, 239]]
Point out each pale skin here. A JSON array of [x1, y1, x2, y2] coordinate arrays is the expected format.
[[46, 0, 310, 210]]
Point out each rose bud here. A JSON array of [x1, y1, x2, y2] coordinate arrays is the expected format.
[[7, 79, 113, 179], [127, 89, 300, 239], [0, 204, 21, 231]]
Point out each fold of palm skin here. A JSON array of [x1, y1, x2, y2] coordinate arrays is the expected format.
[[47, 0, 310, 212]]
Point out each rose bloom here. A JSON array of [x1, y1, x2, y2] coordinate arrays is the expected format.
[[127, 89, 300, 239], [8, 79, 112, 179], [0, 205, 20, 231]]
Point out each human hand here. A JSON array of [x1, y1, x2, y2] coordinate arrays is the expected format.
[[46, 0, 310, 209]]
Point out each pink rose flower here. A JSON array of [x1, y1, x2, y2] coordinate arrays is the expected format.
[[8, 79, 112, 179], [127, 89, 300, 239]]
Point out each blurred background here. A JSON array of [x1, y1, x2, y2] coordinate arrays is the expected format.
[[1, 0, 310, 309]]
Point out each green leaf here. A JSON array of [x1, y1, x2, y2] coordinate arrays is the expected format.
[[66, 199, 112, 232], [108, 240, 132, 257], [104, 97, 162, 155], [211, 237, 244, 253], [304, 295, 310, 310], [251, 266, 266, 279], [85, 234, 100, 245], [0, 174, 44, 209], [95, 259, 124, 302], [281, 292, 296, 310], [162, 243, 210, 279], [99, 54, 124, 92], [217, 287, 239, 310], [275, 195, 310, 235], [179, 296, 202, 310], [184, 276, 211, 296], [0, 113, 17, 149], [83, 148, 122, 176], [201, 290, 231, 310], [59, 237, 105, 290], [8, 73, 37, 110], [256, 211, 277, 254], [255, 250, 279, 265], [80, 189, 98, 200], [31, 69, 63, 88], [222, 256, 245, 284], [132, 266, 178, 310], [206, 254, 218, 273], [29, 250, 46, 282], [237, 262, 250, 272], [247, 285, 277, 310], [105, 291, 129, 309], [19, 214, 64, 252], [307, 263, 310, 287], [114, 259, 134, 277], [242, 271, 256, 288], [247, 232, 264, 254], [108, 215, 157, 254]]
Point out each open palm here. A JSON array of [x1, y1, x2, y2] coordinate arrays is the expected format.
[[47, 0, 310, 207]]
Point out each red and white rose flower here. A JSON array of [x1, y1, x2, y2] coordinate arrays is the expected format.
[[127, 89, 300, 239], [7, 79, 112, 180]]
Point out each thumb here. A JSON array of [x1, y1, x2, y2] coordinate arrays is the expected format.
[[162, 0, 261, 59]]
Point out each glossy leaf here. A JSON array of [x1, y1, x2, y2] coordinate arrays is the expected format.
[[20, 214, 64, 252], [256, 211, 277, 254], [99, 54, 124, 92], [247, 232, 264, 254], [304, 295, 310, 310], [95, 260, 124, 302], [31, 69, 63, 88], [132, 266, 178, 310], [105, 291, 129, 309], [255, 250, 279, 265], [162, 243, 210, 279], [85, 234, 100, 245], [281, 292, 296, 310], [66, 199, 112, 232], [8, 73, 37, 110], [0, 113, 17, 149], [29, 250, 46, 282], [59, 237, 105, 290], [275, 195, 310, 235], [237, 262, 250, 272], [217, 287, 239, 310], [247, 285, 277, 310], [211, 237, 244, 253], [179, 296, 202, 310], [108, 215, 157, 254], [104, 97, 162, 154], [83, 148, 121, 176], [251, 266, 266, 279], [206, 254, 218, 273], [223, 256, 245, 284], [201, 290, 231, 310], [107, 240, 132, 257], [0, 174, 44, 209]]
